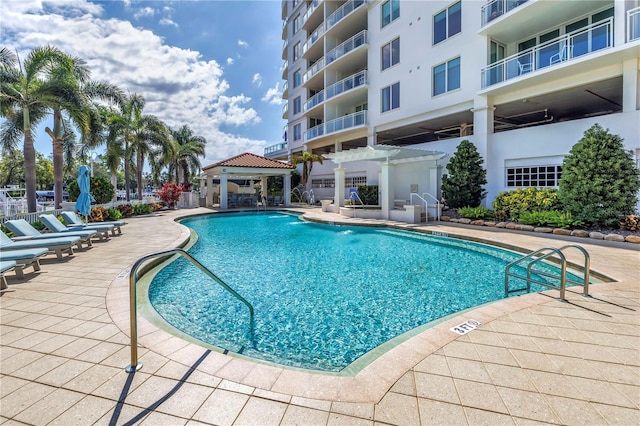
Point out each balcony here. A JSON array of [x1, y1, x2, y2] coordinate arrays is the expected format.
[[304, 71, 367, 112], [264, 142, 288, 158], [302, 0, 321, 27], [282, 80, 288, 99], [327, 0, 366, 31], [629, 6, 640, 42], [282, 59, 288, 79], [305, 110, 367, 142], [326, 30, 367, 66], [303, 56, 325, 84], [282, 102, 288, 119], [481, 18, 613, 89], [302, 22, 325, 55], [481, 0, 529, 27]]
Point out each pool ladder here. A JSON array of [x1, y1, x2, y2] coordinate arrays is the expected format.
[[505, 244, 590, 301], [125, 248, 255, 373]]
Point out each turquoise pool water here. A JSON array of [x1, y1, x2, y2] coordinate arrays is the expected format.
[[148, 212, 567, 372]]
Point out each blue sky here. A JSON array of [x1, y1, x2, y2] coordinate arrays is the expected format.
[[0, 0, 286, 166]]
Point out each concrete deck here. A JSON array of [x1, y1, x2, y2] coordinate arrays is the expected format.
[[1, 207, 638, 425]]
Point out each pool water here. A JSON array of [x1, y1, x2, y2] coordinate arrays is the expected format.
[[148, 212, 570, 372]]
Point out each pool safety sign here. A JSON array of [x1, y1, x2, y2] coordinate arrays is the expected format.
[[451, 319, 482, 335]]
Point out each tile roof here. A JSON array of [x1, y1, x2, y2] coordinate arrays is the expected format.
[[202, 152, 294, 170]]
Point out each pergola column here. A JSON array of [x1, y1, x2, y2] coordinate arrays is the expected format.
[[206, 174, 214, 207], [381, 161, 394, 220], [261, 176, 268, 202], [334, 167, 345, 207], [283, 173, 291, 207], [220, 173, 228, 209]]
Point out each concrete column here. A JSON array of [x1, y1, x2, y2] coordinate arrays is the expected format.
[[220, 173, 228, 209], [334, 141, 342, 152], [334, 167, 346, 207], [206, 174, 214, 207], [261, 176, 268, 204], [614, 2, 626, 46], [380, 161, 394, 220], [622, 58, 639, 112], [472, 97, 495, 208], [284, 173, 291, 207]]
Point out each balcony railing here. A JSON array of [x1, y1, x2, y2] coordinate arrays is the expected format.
[[303, 56, 325, 83], [326, 30, 367, 66], [481, 0, 529, 26], [282, 102, 288, 115], [304, 71, 367, 112], [264, 142, 288, 156], [305, 110, 367, 142], [327, 0, 366, 30], [481, 18, 613, 88], [302, 0, 321, 26], [302, 22, 325, 54], [629, 6, 640, 42]]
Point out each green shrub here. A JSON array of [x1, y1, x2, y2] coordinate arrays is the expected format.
[[31, 220, 46, 230], [67, 176, 115, 204], [106, 208, 123, 221], [133, 203, 153, 215], [492, 188, 562, 221], [518, 211, 583, 229], [117, 204, 134, 217], [558, 124, 640, 227], [357, 185, 379, 205], [458, 206, 494, 220], [441, 140, 487, 208]]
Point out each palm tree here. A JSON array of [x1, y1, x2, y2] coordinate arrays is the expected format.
[[0, 46, 77, 212], [291, 151, 324, 188], [169, 125, 206, 188], [130, 115, 174, 200]]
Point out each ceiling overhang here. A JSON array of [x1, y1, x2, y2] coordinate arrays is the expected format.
[[324, 145, 447, 166]]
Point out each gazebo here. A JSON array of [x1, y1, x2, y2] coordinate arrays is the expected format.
[[201, 152, 295, 209]]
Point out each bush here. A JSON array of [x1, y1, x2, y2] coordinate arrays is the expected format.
[[133, 203, 153, 215], [357, 185, 379, 205], [518, 211, 583, 229], [620, 215, 639, 231], [89, 206, 107, 222], [67, 176, 115, 204], [492, 188, 562, 221], [117, 204, 134, 217], [31, 220, 46, 231], [558, 124, 640, 227], [105, 208, 123, 221], [157, 182, 183, 207], [458, 206, 494, 220], [441, 140, 488, 208]]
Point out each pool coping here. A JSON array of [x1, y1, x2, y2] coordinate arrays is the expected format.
[[105, 208, 634, 403]]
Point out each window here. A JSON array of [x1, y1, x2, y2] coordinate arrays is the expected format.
[[506, 165, 562, 187], [381, 0, 400, 27], [293, 123, 302, 141], [293, 70, 301, 88], [381, 38, 400, 70], [433, 57, 460, 96], [293, 14, 301, 33], [293, 42, 301, 61], [381, 82, 400, 112], [293, 96, 301, 114], [345, 176, 367, 187], [433, 1, 461, 44], [309, 117, 322, 127], [312, 178, 335, 188]]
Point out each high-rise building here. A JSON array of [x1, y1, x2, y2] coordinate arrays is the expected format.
[[270, 0, 640, 217]]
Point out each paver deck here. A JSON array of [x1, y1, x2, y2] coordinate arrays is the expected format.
[[1, 207, 638, 425]]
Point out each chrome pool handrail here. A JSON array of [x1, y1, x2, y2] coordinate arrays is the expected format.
[[125, 248, 255, 373]]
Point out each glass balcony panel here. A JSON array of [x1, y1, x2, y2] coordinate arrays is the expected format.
[[482, 0, 529, 26], [326, 30, 367, 66], [327, 0, 366, 30], [629, 7, 640, 41]]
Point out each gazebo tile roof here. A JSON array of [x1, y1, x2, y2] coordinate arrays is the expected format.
[[202, 152, 293, 170]]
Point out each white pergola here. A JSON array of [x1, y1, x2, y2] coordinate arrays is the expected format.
[[324, 145, 447, 219], [201, 153, 295, 209]]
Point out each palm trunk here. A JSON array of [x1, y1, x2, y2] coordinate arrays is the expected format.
[[46, 109, 65, 209], [22, 106, 38, 213], [124, 152, 131, 202], [110, 172, 118, 202], [136, 152, 144, 200]]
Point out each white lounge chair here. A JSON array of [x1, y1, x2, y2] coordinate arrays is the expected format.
[[5, 218, 97, 248], [61, 211, 125, 235], [1, 232, 79, 261], [1, 260, 16, 289], [40, 214, 110, 241], [0, 247, 48, 279]]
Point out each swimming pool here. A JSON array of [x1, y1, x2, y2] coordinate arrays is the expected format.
[[147, 212, 574, 372]]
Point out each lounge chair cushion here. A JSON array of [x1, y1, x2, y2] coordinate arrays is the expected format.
[[62, 211, 126, 227], [6, 219, 97, 240]]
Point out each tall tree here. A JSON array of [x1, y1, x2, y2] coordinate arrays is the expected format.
[[130, 115, 173, 199], [169, 125, 206, 188], [0, 46, 75, 212], [558, 124, 640, 227], [291, 151, 323, 188], [441, 139, 487, 208]]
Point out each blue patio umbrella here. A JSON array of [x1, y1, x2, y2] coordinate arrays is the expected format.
[[75, 165, 95, 221]]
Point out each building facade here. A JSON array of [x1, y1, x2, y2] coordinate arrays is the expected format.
[[270, 0, 640, 211]]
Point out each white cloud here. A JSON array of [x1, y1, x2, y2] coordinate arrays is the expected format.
[[262, 83, 284, 105], [252, 73, 262, 87], [237, 39, 248, 48], [0, 0, 267, 164], [159, 17, 178, 27], [133, 7, 155, 19], [226, 57, 234, 65]]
